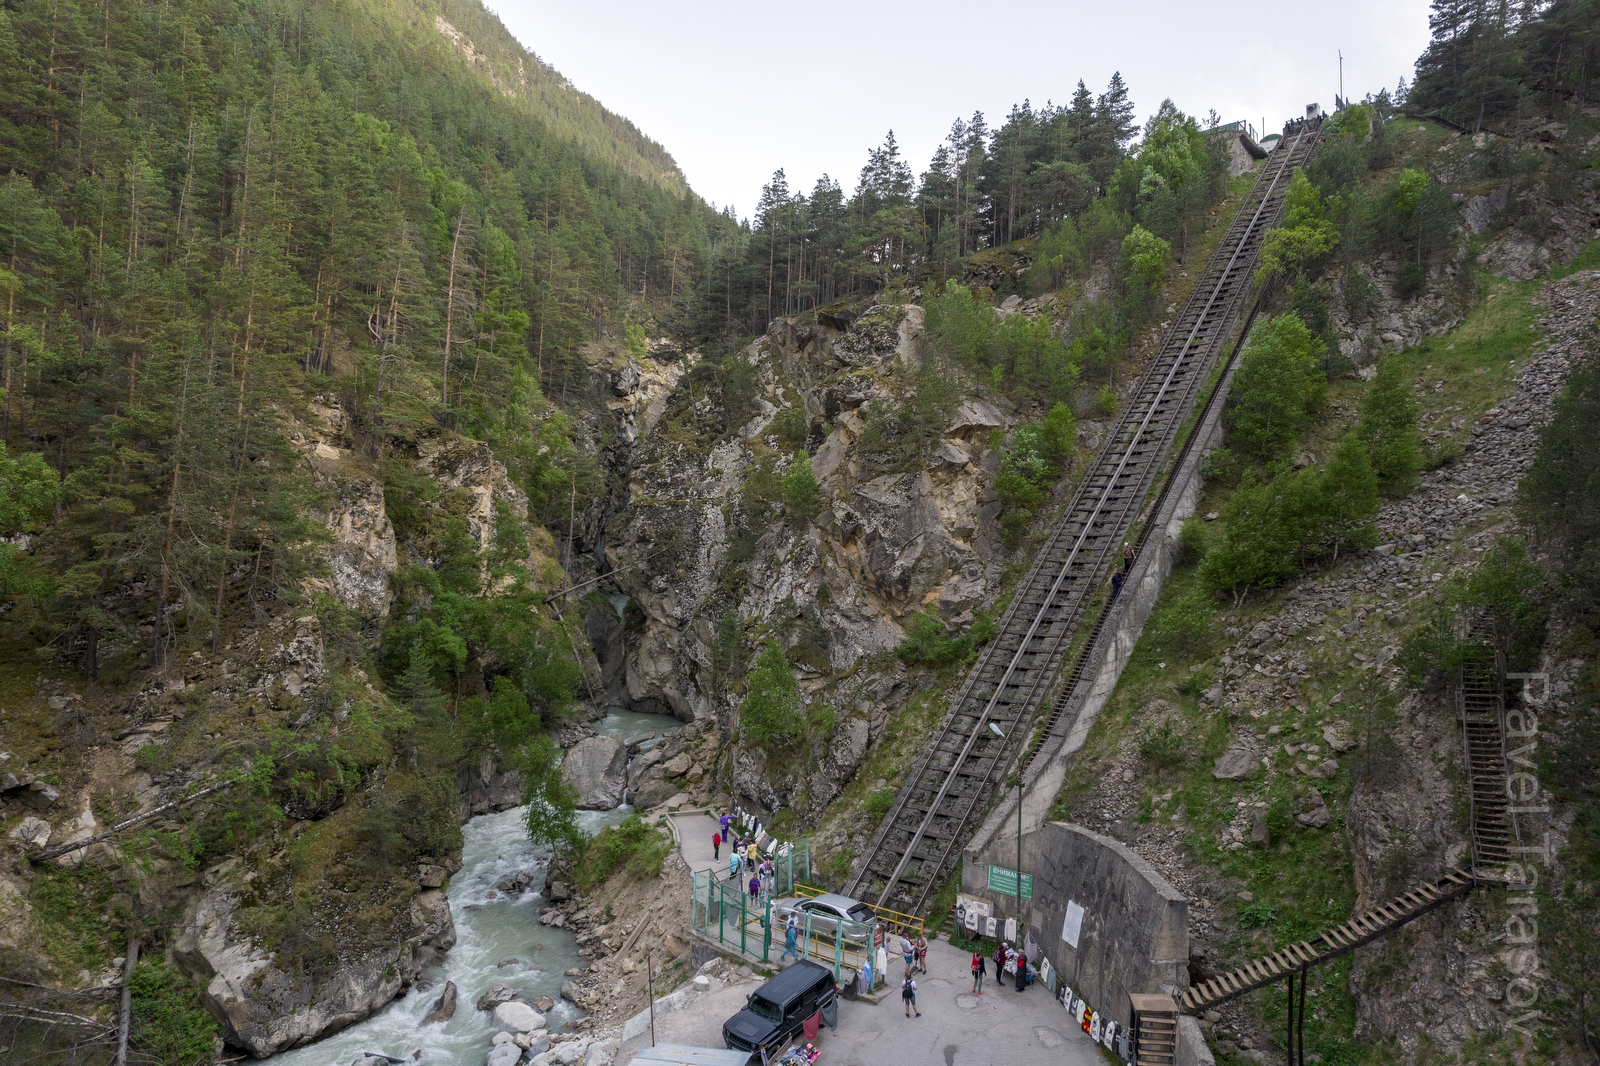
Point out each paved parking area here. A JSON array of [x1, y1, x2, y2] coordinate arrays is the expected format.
[[618, 938, 1104, 1066]]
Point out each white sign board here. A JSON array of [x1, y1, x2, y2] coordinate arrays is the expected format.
[[1061, 901, 1085, 948]]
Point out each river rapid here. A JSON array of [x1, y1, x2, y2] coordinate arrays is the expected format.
[[268, 708, 678, 1065]]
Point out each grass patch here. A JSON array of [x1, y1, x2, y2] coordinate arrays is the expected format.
[[573, 814, 673, 891]]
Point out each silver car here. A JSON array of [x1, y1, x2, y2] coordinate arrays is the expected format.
[[772, 892, 876, 944]]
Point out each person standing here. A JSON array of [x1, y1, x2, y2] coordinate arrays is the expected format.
[[901, 935, 915, 978], [915, 933, 928, 974], [971, 951, 986, 995], [901, 975, 920, 1018], [992, 941, 1007, 983], [729, 848, 742, 883], [1110, 570, 1124, 601], [1015, 949, 1028, 992], [781, 912, 800, 962], [749, 873, 761, 903], [1122, 541, 1134, 574], [713, 830, 721, 861], [720, 812, 732, 842]]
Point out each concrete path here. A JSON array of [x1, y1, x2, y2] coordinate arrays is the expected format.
[[618, 936, 1103, 1066], [664, 808, 725, 877]]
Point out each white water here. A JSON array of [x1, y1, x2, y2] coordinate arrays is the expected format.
[[269, 709, 679, 1065]]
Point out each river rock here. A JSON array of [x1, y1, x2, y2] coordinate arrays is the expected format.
[[554, 1040, 590, 1066], [492, 1031, 515, 1046], [524, 1031, 551, 1056], [422, 980, 457, 1024], [477, 984, 516, 1011], [351, 1056, 400, 1066], [492, 1000, 545, 1033], [486, 1044, 523, 1066], [560, 735, 628, 810], [546, 881, 570, 902], [560, 979, 581, 1003], [533, 995, 556, 1011], [1212, 746, 1259, 781]]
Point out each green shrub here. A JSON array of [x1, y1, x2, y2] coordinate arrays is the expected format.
[[1226, 312, 1326, 463], [129, 959, 222, 1065], [741, 640, 804, 745], [1238, 901, 1280, 928], [573, 814, 672, 890], [862, 788, 897, 819], [1138, 721, 1187, 769], [1356, 355, 1421, 495], [774, 405, 807, 447], [895, 608, 997, 668], [782, 455, 822, 522], [1392, 264, 1425, 299], [1145, 590, 1217, 658]]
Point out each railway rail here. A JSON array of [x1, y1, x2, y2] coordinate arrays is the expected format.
[[845, 119, 1322, 914]]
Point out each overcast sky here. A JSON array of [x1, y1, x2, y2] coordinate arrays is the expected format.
[[490, 0, 1432, 217]]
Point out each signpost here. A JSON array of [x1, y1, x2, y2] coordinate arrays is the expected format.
[[986, 864, 1034, 900]]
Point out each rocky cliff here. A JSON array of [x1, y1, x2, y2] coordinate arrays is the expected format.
[[593, 302, 1036, 818]]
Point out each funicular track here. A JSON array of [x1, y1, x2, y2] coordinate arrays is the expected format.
[[846, 121, 1322, 915]]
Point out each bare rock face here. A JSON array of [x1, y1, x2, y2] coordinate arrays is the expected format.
[[326, 481, 398, 618], [172, 883, 456, 1057], [460, 754, 524, 817], [560, 735, 628, 810]]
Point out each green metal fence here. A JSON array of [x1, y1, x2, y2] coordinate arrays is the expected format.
[[691, 839, 877, 983]]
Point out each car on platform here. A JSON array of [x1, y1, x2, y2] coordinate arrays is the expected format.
[[770, 893, 876, 944], [722, 959, 837, 1059]]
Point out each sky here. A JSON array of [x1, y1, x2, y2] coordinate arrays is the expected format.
[[490, 0, 1433, 217]]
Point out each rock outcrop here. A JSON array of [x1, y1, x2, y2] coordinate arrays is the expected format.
[[173, 881, 456, 1057], [561, 734, 628, 810]]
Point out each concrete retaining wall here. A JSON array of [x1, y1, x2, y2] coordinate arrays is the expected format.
[[962, 821, 1188, 1032]]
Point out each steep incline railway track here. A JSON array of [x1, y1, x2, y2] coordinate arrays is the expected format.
[[846, 120, 1322, 914]]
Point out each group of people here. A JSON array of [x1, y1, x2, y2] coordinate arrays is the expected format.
[[715, 813, 777, 903], [969, 941, 1032, 995]]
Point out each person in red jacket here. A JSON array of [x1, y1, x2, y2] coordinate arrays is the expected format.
[[713, 831, 721, 861]]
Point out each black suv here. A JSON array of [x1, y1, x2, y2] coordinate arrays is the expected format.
[[722, 960, 836, 1060]]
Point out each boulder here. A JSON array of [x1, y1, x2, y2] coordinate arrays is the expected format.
[[533, 996, 556, 1012], [7, 816, 50, 848], [422, 980, 457, 1024], [560, 735, 629, 810], [1212, 746, 1259, 781], [477, 985, 517, 1012], [492, 1000, 545, 1033], [627, 747, 664, 788], [486, 1044, 523, 1066], [560, 979, 582, 1003], [1295, 788, 1331, 829], [546, 882, 570, 903], [1249, 812, 1271, 849], [1322, 723, 1359, 753], [524, 1031, 551, 1057], [659, 753, 692, 777], [631, 776, 678, 810], [554, 1041, 590, 1066], [418, 864, 447, 888]]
